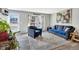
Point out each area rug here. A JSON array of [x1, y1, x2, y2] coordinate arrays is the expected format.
[[15, 32, 71, 50], [27, 32, 71, 50]]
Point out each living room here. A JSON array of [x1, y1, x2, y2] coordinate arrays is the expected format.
[[0, 8, 79, 50]]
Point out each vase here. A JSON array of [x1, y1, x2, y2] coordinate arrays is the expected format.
[[0, 32, 9, 42]]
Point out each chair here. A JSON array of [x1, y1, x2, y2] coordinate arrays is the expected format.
[[28, 26, 42, 38]]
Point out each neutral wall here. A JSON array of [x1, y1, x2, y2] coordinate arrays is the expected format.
[[50, 8, 79, 30], [0, 13, 8, 20], [44, 14, 50, 30], [72, 8, 79, 29]]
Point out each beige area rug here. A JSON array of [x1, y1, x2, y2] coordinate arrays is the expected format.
[[28, 32, 71, 50]]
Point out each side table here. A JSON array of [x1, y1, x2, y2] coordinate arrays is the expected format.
[[70, 32, 79, 42]]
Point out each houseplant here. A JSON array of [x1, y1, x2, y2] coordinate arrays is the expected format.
[[0, 19, 10, 42], [0, 19, 19, 49]]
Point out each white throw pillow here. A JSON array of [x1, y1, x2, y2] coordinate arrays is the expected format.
[[35, 30, 40, 32], [65, 28, 69, 32]]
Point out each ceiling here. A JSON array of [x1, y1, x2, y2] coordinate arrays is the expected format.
[[8, 8, 68, 14]]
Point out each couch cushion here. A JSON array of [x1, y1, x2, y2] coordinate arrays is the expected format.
[[57, 26, 60, 30], [48, 29, 58, 33], [57, 26, 62, 31], [55, 25, 58, 30], [52, 29, 60, 33], [58, 31, 66, 35]]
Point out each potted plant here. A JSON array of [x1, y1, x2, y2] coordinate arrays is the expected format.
[[9, 39, 19, 50], [0, 19, 10, 42], [0, 19, 19, 50], [8, 32, 20, 50]]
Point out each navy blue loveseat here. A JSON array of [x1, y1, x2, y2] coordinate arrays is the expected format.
[[28, 26, 42, 38], [47, 25, 75, 40]]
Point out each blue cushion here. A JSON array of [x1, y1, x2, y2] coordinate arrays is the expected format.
[[52, 29, 59, 32], [57, 26, 60, 30], [58, 31, 66, 35]]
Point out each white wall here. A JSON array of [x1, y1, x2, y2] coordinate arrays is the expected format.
[[72, 8, 79, 29], [44, 15, 50, 30], [50, 13, 56, 27], [0, 13, 8, 20], [41, 14, 50, 31], [50, 8, 79, 30]]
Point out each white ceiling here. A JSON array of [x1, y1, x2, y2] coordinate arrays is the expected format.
[[8, 8, 68, 14]]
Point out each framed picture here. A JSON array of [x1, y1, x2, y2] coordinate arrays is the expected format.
[[10, 17, 18, 24], [56, 9, 72, 23], [56, 13, 63, 23], [10, 14, 19, 24]]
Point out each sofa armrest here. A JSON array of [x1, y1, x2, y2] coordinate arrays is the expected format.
[[28, 29, 35, 35], [47, 27, 52, 31]]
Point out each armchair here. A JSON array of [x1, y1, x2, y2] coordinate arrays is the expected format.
[[28, 26, 42, 38]]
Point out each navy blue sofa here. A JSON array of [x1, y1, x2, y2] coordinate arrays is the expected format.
[[47, 25, 75, 40], [28, 26, 42, 38]]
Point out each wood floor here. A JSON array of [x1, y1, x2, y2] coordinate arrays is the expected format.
[[53, 41, 79, 50]]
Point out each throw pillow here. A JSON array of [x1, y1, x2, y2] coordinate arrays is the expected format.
[[55, 26, 58, 29], [64, 28, 69, 32], [35, 30, 40, 32]]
